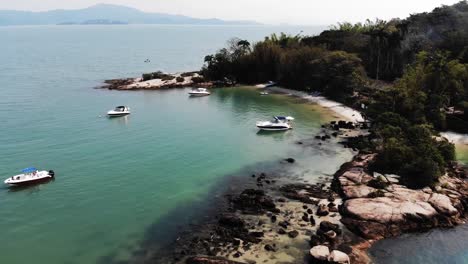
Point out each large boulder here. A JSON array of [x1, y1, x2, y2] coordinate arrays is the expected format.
[[310, 245, 330, 261], [328, 250, 350, 264], [343, 197, 438, 223], [428, 193, 458, 216], [342, 185, 377, 199]]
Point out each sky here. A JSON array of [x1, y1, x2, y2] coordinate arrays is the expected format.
[[0, 0, 462, 25]]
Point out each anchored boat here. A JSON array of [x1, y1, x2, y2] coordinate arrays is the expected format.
[[256, 116, 295, 131], [189, 88, 210, 97], [4, 168, 55, 186], [107, 106, 130, 117]]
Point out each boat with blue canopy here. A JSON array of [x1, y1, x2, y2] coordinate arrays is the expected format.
[[4, 167, 55, 186]]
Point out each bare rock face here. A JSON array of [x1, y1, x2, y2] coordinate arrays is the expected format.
[[342, 185, 377, 199], [310, 245, 330, 261], [334, 153, 466, 241], [428, 193, 458, 216], [328, 250, 350, 264], [343, 197, 438, 223]]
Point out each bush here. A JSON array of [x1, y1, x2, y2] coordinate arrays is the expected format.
[[367, 178, 390, 189], [181, 72, 196, 77], [192, 76, 205, 84], [176, 77, 184, 82], [142, 71, 173, 81]]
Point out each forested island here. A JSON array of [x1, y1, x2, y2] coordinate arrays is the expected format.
[[101, 2, 468, 263], [201, 1, 468, 189], [180, 2, 468, 263]]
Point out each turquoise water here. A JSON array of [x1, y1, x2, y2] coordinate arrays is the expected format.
[[0, 25, 355, 264]]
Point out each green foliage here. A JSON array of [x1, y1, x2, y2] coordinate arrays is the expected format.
[[191, 76, 205, 84], [176, 76, 184, 82], [142, 71, 173, 81], [202, 35, 367, 102], [181, 72, 196, 77], [370, 113, 454, 188]]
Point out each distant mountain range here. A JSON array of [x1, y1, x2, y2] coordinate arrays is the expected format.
[[0, 4, 259, 26]]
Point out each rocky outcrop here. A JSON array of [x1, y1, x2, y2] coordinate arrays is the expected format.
[[335, 154, 467, 240], [100, 71, 214, 90]]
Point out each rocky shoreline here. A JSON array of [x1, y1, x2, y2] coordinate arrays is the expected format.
[[98, 77, 467, 263], [136, 119, 467, 264], [99, 71, 233, 90]]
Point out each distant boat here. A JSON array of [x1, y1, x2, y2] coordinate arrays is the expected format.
[[264, 81, 277, 88], [189, 88, 210, 97], [107, 106, 130, 117], [260, 91, 269, 95], [4, 168, 55, 186], [256, 116, 294, 131]]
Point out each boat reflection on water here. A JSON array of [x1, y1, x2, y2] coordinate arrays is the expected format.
[[109, 115, 130, 125]]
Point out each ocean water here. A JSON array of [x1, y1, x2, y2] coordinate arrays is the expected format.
[[0, 24, 354, 264], [1, 25, 467, 264], [370, 224, 468, 264]]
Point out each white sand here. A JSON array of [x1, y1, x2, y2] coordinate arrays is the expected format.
[[125, 73, 199, 89], [441, 131, 468, 145], [266, 87, 365, 122]]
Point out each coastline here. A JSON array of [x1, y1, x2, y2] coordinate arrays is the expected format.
[[265, 87, 365, 123], [100, 80, 467, 263]]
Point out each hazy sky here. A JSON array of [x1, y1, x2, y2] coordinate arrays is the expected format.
[[0, 0, 462, 25]]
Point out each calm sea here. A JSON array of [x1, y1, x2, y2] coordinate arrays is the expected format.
[[0, 24, 346, 264], [0, 25, 466, 264]]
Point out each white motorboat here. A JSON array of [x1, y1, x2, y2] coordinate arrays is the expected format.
[[256, 116, 295, 131], [260, 91, 269, 95], [189, 88, 210, 97], [107, 106, 130, 117], [4, 168, 55, 186]]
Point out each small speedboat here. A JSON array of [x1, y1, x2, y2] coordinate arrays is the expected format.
[[256, 116, 295, 131], [265, 81, 277, 88], [189, 88, 210, 97], [107, 106, 131, 117], [4, 168, 55, 186], [260, 91, 269, 95]]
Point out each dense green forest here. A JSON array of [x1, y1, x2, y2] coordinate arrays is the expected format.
[[201, 1, 468, 188]]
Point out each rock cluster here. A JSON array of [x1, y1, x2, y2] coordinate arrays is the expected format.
[[335, 153, 467, 240]]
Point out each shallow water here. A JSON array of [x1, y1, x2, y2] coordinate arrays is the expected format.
[[0, 24, 355, 264]]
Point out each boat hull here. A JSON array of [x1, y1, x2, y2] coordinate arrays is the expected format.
[[189, 93, 210, 97], [4, 170, 55, 186], [5, 176, 53, 186], [107, 112, 130, 117], [256, 126, 291, 131]]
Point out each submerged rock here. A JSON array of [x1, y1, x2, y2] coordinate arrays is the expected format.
[[232, 189, 278, 214], [287, 230, 299, 238], [316, 204, 329, 216]]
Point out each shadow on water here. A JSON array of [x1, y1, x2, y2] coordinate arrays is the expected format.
[[96, 156, 317, 264]]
